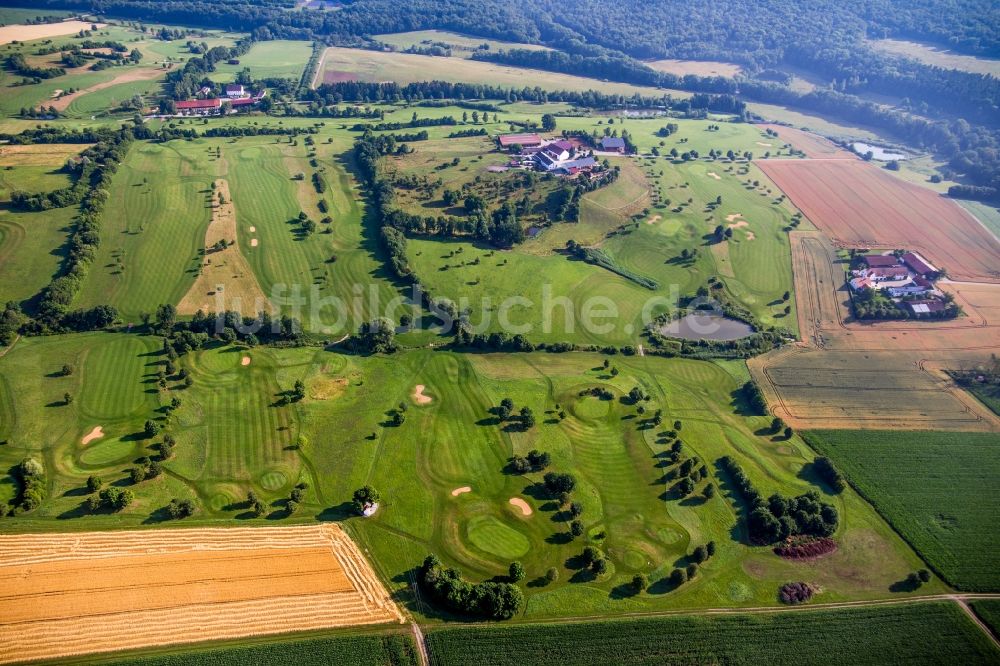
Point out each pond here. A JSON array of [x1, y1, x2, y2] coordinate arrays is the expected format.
[[851, 142, 909, 161], [657, 312, 755, 341]]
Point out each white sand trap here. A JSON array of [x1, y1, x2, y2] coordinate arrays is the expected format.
[[509, 498, 532, 516], [451, 486, 472, 497], [728, 219, 749, 229], [725, 213, 744, 222], [50, 89, 63, 99], [745, 231, 756, 241], [249, 226, 256, 232], [646, 214, 662, 225], [706, 171, 721, 180], [81, 426, 105, 445], [412, 384, 432, 404], [756, 141, 773, 147], [241, 356, 251, 366], [250, 238, 258, 247]]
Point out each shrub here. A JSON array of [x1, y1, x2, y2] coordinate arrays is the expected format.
[[352, 485, 380, 513], [419, 555, 524, 619], [779, 581, 814, 604], [509, 561, 526, 582]]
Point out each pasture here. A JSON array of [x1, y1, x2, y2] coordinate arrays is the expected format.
[[870, 39, 1000, 77], [0, 333, 936, 619], [804, 429, 1000, 591], [758, 159, 1000, 283], [646, 58, 743, 78], [209, 40, 313, 82], [425, 602, 1000, 665], [316, 46, 682, 97], [0, 525, 402, 664], [373, 30, 551, 57]]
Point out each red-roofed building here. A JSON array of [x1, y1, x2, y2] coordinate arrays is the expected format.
[[229, 97, 255, 107], [498, 133, 541, 149], [175, 98, 221, 115], [865, 266, 909, 281], [862, 254, 900, 268], [901, 252, 938, 277]]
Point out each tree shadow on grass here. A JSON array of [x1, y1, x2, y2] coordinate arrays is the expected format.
[[609, 583, 641, 600], [315, 501, 356, 521]]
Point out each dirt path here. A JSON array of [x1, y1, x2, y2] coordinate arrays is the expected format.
[[50, 66, 167, 112], [176, 179, 273, 317], [411, 623, 430, 666]]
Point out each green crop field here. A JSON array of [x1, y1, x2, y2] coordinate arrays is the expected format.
[[209, 40, 313, 82], [0, 333, 936, 619], [424, 602, 1000, 665], [959, 199, 1000, 242], [970, 600, 1000, 639], [82, 628, 418, 666], [804, 430, 1000, 591]]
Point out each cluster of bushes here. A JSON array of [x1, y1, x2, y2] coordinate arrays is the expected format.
[[774, 536, 837, 559], [1, 457, 47, 516], [447, 128, 488, 138], [347, 317, 397, 354], [5, 53, 64, 79], [509, 449, 551, 474], [813, 456, 846, 493], [353, 116, 457, 132], [418, 555, 524, 619], [719, 456, 839, 544], [87, 486, 134, 513], [166, 498, 196, 519], [453, 327, 536, 352], [493, 397, 536, 430], [779, 581, 815, 604], [385, 130, 429, 142], [130, 457, 162, 484]]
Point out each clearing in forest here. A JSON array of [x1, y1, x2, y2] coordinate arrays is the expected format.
[[0, 524, 403, 664]]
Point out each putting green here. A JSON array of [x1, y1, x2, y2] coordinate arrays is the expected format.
[[466, 515, 531, 559], [79, 438, 136, 466]]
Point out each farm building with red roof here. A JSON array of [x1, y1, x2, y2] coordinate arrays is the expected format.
[[862, 254, 900, 268], [175, 98, 221, 115], [498, 133, 541, 148], [901, 252, 939, 277]]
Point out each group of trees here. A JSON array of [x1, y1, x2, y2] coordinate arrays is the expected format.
[[509, 449, 550, 474], [720, 456, 839, 545], [419, 554, 524, 619], [0, 457, 46, 517]]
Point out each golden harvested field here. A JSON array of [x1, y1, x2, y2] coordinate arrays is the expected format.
[[0, 524, 403, 664], [748, 230, 1000, 432], [0, 143, 91, 166], [0, 20, 105, 45]]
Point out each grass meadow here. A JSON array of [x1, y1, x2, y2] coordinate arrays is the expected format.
[[373, 30, 551, 58], [208, 39, 313, 82], [424, 602, 1000, 665], [804, 429, 1000, 591], [0, 333, 938, 619]]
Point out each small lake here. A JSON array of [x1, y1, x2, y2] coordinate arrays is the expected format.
[[658, 312, 755, 341], [852, 142, 909, 161]]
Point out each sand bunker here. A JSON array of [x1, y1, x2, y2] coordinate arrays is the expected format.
[[646, 214, 662, 225], [706, 171, 721, 180], [745, 231, 756, 241], [725, 213, 745, 222], [451, 486, 472, 497], [509, 498, 532, 516], [177, 179, 272, 317], [241, 356, 251, 366], [80, 426, 104, 446], [249, 226, 256, 232], [250, 238, 258, 247], [756, 141, 773, 147], [728, 219, 749, 229], [412, 384, 432, 404]]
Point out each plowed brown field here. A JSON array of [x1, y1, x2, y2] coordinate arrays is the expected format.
[[758, 159, 1000, 282], [0, 524, 403, 663]]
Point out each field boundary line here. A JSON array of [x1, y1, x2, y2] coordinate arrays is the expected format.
[[958, 597, 1000, 650]]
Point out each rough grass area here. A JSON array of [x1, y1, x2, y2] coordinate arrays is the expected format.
[[425, 602, 1000, 665], [804, 429, 1000, 591], [91, 629, 418, 666], [373, 30, 551, 58], [209, 40, 313, 82]]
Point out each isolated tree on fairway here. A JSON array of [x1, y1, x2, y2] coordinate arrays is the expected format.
[[352, 485, 380, 513], [631, 573, 648, 592], [592, 558, 608, 575], [570, 520, 584, 537], [692, 545, 708, 563], [670, 568, 686, 586], [545, 567, 559, 583], [509, 561, 526, 582], [520, 406, 535, 429], [144, 420, 160, 437], [86, 475, 102, 493]]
